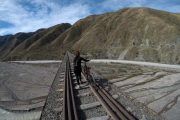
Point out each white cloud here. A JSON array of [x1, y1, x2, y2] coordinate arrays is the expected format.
[[0, 0, 91, 35], [95, 0, 180, 13], [0, 0, 179, 35], [99, 0, 146, 11]]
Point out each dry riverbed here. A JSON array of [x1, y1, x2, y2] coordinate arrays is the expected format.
[[89, 62, 180, 120], [0, 62, 59, 120], [0, 60, 180, 120]]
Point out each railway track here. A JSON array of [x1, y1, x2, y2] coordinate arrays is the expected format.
[[63, 56, 78, 120], [40, 52, 137, 120]]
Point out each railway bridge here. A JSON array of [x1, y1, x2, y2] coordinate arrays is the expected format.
[[40, 52, 137, 120]]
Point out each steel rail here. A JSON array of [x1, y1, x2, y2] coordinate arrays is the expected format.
[[96, 84, 128, 120], [82, 67, 137, 120], [68, 57, 79, 120], [89, 84, 120, 120], [98, 85, 136, 120], [66, 52, 137, 120], [63, 54, 78, 120], [88, 77, 137, 120]]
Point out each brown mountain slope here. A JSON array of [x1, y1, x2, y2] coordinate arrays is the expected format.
[[0, 32, 34, 59], [2, 29, 48, 60], [1, 7, 180, 64], [4, 23, 71, 60], [53, 7, 180, 64]]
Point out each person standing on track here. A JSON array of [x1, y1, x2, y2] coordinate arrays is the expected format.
[[73, 51, 89, 88]]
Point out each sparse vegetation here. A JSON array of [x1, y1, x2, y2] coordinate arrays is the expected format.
[[0, 7, 179, 64]]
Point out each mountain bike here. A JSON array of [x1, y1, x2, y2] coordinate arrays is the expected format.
[[83, 62, 94, 84]]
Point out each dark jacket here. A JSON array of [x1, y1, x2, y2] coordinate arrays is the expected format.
[[73, 56, 89, 73]]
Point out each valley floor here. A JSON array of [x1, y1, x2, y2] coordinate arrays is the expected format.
[[0, 60, 180, 120], [89, 61, 180, 120], [0, 62, 59, 120]]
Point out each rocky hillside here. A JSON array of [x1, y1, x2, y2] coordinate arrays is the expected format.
[[0, 7, 180, 64], [0, 23, 71, 60], [0, 32, 34, 59]]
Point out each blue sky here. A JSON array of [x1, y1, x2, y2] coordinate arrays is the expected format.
[[0, 0, 180, 35]]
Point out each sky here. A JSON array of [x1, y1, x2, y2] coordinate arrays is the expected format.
[[0, 0, 180, 35]]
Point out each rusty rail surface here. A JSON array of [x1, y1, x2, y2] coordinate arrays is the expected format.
[[68, 52, 137, 120], [63, 54, 78, 120], [41, 52, 137, 120], [89, 83, 137, 120], [81, 61, 137, 119]]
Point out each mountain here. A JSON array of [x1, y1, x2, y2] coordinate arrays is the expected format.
[[0, 32, 34, 59], [0, 7, 180, 64], [1, 23, 71, 60]]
